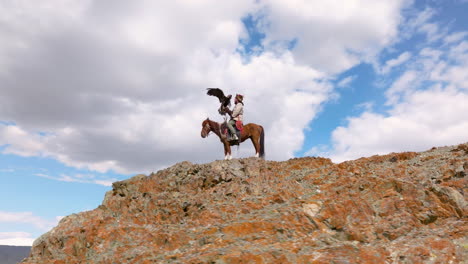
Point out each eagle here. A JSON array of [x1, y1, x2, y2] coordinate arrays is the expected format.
[[206, 88, 232, 108]]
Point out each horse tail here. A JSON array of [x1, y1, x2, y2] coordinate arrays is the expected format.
[[259, 125, 265, 159]]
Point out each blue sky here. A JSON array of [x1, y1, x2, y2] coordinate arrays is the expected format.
[[1, 0, 467, 246]]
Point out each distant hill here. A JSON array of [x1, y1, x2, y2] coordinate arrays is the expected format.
[[0, 245, 31, 264], [21, 143, 467, 263]]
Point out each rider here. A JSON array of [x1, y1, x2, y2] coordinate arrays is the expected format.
[[224, 94, 243, 141]]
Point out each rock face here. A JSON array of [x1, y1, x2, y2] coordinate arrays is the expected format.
[[22, 144, 467, 263]]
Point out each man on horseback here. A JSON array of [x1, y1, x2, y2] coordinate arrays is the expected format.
[[202, 91, 264, 159], [223, 94, 244, 141]]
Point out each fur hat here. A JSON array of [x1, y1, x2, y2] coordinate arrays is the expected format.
[[235, 94, 244, 102]]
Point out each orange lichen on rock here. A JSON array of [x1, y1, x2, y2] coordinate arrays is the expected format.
[[21, 144, 467, 263]]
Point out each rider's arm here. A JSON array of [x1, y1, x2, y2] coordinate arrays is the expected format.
[[223, 106, 233, 116]]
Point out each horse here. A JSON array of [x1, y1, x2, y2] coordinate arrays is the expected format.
[[201, 118, 265, 160]]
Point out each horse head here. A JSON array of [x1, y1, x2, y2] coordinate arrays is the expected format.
[[201, 118, 211, 138]]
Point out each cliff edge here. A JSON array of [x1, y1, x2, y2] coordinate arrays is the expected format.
[[22, 144, 467, 263]]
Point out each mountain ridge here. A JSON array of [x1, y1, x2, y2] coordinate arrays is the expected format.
[[21, 143, 467, 263], [0, 245, 31, 264]]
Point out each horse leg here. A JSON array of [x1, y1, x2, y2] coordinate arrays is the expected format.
[[224, 142, 232, 160], [258, 126, 265, 158], [250, 126, 265, 158], [224, 142, 229, 160], [250, 135, 260, 158]]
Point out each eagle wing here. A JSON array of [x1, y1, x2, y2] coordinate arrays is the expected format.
[[206, 88, 226, 103]]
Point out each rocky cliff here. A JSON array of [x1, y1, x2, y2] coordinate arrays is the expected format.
[[22, 144, 467, 263]]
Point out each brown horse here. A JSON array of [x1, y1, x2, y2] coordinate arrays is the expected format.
[[201, 118, 265, 160]]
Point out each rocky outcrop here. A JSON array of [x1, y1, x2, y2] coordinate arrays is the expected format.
[[22, 144, 467, 263]]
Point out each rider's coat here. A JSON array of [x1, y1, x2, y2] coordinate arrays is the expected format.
[[231, 103, 243, 122]]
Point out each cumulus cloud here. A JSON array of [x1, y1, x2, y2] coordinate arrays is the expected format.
[[327, 89, 468, 162], [0, 0, 410, 174], [0, 51, 332, 173], [309, 19, 468, 162], [260, 0, 409, 73]]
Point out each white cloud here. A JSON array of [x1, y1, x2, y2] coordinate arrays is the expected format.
[[0, 51, 332, 173], [380, 51, 412, 74], [0, 211, 57, 231], [0, 125, 47, 157], [260, 0, 409, 73], [385, 70, 418, 105], [419, 23, 446, 43], [35, 173, 117, 186], [444, 31, 468, 44], [326, 89, 468, 162], [400, 7, 435, 39], [0, 232, 35, 246], [0, 0, 412, 173], [431, 41, 468, 89], [337, 76, 357, 88], [355, 102, 375, 112], [309, 22, 468, 162]]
